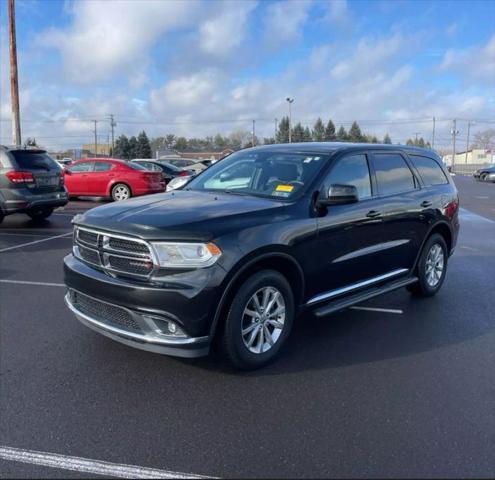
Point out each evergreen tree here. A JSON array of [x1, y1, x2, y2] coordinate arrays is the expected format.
[[371, 135, 378, 143], [263, 137, 276, 145], [383, 133, 392, 144], [276, 116, 290, 143], [348, 121, 364, 142], [292, 123, 305, 143], [214, 134, 227, 148], [136, 131, 152, 158], [417, 137, 426, 148], [336, 126, 348, 141], [128, 136, 138, 159], [406, 138, 414, 145], [175, 137, 188, 150], [324, 120, 336, 141], [303, 126, 312, 142], [312, 118, 325, 141], [113, 135, 130, 159]]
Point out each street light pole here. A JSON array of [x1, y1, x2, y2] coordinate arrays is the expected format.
[[8, 0, 21, 147], [465, 121, 473, 164], [286, 97, 294, 143]]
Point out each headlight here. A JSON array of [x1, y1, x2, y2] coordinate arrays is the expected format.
[[150, 242, 221, 268]]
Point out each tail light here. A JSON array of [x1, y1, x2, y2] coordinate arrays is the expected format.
[[178, 170, 189, 177], [5, 171, 35, 184]]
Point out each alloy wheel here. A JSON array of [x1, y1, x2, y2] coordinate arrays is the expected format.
[[113, 185, 130, 201], [425, 243, 444, 287]]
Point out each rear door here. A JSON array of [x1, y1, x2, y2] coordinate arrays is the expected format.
[[369, 151, 426, 272], [65, 161, 94, 195], [88, 161, 115, 195], [10, 151, 63, 194]]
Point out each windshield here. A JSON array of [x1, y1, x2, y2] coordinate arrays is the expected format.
[[186, 150, 328, 199]]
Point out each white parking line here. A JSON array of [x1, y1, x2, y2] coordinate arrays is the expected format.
[[0, 446, 213, 479], [0, 232, 54, 237], [350, 306, 403, 314], [0, 232, 72, 253], [0, 279, 65, 287]]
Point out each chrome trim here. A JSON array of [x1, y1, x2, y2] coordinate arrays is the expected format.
[[65, 291, 208, 346], [307, 268, 409, 305], [332, 239, 410, 263]]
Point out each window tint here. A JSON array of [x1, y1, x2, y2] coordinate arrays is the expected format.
[[373, 153, 416, 196], [126, 162, 147, 171], [94, 162, 112, 172], [68, 162, 93, 173], [409, 155, 448, 185], [11, 151, 58, 171], [326, 154, 372, 200]]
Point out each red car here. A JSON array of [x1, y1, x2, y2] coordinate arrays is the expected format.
[[64, 159, 165, 201]]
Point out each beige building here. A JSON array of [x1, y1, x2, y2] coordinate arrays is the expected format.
[[82, 143, 111, 157], [442, 149, 494, 166]]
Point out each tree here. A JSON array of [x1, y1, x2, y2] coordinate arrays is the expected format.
[[128, 136, 138, 159], [175, 137, 188, 150], [324, 120, 336, 141], [348, 121, 364, 142], [263, 137, 276, 145], [473, 128, 495, 149], [113, 134, 130, 159], [303, 126, 312, 142], [136, 131, 152, 158], [312, 118, 325, 141], [371, 135, 378, 143], [336, 126, 348, 141], [383, 133, 392, 144], [406, 138, 414, 145], [214, 134, 227, 148], [165, 134, 176, 148], [276, 116, 290, 143], [25, 137, 38, 147], [291, 123, 305, 143]]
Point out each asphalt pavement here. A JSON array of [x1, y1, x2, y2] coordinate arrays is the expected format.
[[0, 179, 494, 478]]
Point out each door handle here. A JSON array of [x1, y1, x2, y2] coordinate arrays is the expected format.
[[366, 210, 381, 218], [421, 200, 432, 208]]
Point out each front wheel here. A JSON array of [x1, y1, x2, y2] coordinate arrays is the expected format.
[[220, 270, 294, 370], [408, 233, 448, 297], [27, 207, 53, 221], [111, 183, 131, 201]]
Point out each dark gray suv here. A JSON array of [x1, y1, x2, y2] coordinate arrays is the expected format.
[[0, 146, 68, 223]]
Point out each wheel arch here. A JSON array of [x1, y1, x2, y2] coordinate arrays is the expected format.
[[412, 220, 453, 273], [209, 251, 305, 339]]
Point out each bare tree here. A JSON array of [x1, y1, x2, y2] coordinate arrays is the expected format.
[[472, 128, 495, 149]]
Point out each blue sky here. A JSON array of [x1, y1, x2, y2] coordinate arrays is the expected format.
[[0, 0, 494, 151]]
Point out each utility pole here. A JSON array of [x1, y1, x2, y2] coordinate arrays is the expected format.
[[465, 120, 473, 164], [432, 117, 436, 149], [252, 119, 255, 147], [451, 119, 458, 171], [8, 0, 21, 146], [92, 120, 98, 157], [414, 132, 421, 145], [286, 97, 294, 143], [109, 114, 116, 153]]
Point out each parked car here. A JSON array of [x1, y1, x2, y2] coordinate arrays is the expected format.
[[64, 143, 459, 369], [166, 158, 207, 175], [130, 159, 194, 184], [473, 164, 495, 182], [57, 157, 73, 167], [166, 174, 194, 191], [64, 158, 165, 201], [0, 146, 68, 223]]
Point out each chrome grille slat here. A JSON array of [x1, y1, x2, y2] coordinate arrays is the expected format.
[[74, 227, 155, 278]]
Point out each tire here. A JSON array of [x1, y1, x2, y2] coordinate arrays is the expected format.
[[0, 212, 4, 224], [27, 207, 53, 221], [220, 269, 295, 370], [111, 183, 131, 201], [408, 233, 448, 297], [480, 173, 487, 182]]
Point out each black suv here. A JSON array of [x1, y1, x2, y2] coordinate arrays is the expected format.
[[64, 143, 459, 369], [0, 147, 68, 223]]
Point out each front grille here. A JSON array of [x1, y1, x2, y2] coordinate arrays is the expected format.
[[70, 290, 141, 332], [74, 227, 154, 278]]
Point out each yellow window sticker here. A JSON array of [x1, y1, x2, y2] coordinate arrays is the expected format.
[[275, 184, 294, 193]]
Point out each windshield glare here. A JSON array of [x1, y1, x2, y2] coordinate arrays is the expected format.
[[186, 151, 328, 199]]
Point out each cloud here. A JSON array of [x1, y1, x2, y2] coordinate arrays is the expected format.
[[439, 35, 495, 84], [199, 1, 257, 56]]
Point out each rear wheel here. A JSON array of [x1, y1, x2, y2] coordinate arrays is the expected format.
[[220, 269, 294, 370], [480, 173, 487, 182], [0, 211, 4, 224], [27, 207, 53, 221], [408, 233, 448, 297], [111, 183, 131, 201]]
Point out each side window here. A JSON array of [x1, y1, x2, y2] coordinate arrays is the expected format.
[[373, 153, 416, 196], [409, 155, 448, 185], [325, 154, 372, 200], [68, 162, 93, 173], [94, 162, 112, 172]]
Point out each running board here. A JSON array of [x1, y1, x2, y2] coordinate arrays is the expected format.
[[313, 276, 418, 318]]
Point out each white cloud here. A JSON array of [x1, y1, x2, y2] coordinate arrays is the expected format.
[[199, 1, 257, 56], [439, 35, 495, 84], [446, 22, 458, 38]]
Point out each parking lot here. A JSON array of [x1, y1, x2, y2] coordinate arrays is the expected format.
[[0, 176, 493, 478]]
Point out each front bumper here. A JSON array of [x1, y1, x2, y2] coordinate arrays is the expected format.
[[64, 254, 227, 357]]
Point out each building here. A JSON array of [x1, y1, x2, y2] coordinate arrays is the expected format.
[[442, 149, 494, 166], [82, 143, 111, 157]]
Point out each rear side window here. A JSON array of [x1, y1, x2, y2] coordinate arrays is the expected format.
[[325, 154, 372, 200], [373, 153, 416, 196], [94, 162, 113, 172], [11, 151, 58, 171], [69, 162, 93, 172], [126, 162, 146, 171], [409, 155, 448, 185]]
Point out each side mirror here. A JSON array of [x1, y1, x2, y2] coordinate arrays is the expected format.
[[219, 172, 232, 182], [64, 169, 72, 175], [318, 184, 359, 206]]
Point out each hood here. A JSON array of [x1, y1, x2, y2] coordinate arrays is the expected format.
[[74, 190, 289, 241]]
